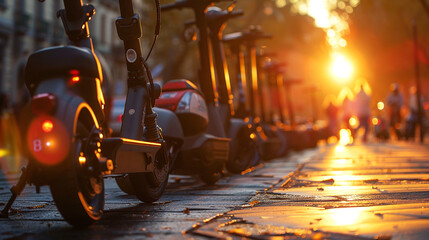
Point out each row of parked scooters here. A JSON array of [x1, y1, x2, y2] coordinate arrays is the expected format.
[[1, 0, 325, 227], [149, 0, 322, 185]]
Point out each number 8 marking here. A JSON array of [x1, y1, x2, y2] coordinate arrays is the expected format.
[[33, 139, 42, 152]]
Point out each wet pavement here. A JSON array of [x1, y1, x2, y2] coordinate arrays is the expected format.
[[1, 141, 429, 239], [190, 142, 429, 240], [0, 146, 314, 239]]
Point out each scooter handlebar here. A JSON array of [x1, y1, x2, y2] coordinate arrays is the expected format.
[[228, 9, 244, 18]]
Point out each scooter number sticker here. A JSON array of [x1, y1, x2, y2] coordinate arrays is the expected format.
[[33, 139, 42, 152]]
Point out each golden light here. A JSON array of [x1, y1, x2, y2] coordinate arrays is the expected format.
[[335, 145, 345, 152], [331, 53, 353, 80], [288, 0, 360, 49], [372, 117, 379, 126], [42, 120, 54, 133], [275, 0, 287, 8], [79, 154, 86, 166], [353, 77, 372, 95], [329, 207, 362, 226], [377, 101, 385, 110], [337, 87, 354, 105], [0, 149, 8, 158], [250, 133, 256, 140], [339, 128, 353, 145], [349, 116, 359, 128]]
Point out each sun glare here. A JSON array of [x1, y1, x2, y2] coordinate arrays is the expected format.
[[331, 53, 353, 80], [287, 0, 360, 49]]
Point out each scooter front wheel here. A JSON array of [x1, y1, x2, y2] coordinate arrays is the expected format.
[[226, 129, 256, 173], [129, 143, 170, 203], [50, 112, 104, 227]]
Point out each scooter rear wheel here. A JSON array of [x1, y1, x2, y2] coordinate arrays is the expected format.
[[50, 116, 104, 228]]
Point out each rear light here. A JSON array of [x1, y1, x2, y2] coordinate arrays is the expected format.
[[69, 69, 80, 85], [31, 93, 57, 115], [117, 114, 123, 122], [71, 76, 80, 83], [42, 120, 54, 133], [27, 116, 70, 166]]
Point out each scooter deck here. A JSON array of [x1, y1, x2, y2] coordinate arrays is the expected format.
[[101, 138, 161, 174]]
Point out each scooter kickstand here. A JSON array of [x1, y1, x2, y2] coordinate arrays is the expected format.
[[0, 167, 28, 218]]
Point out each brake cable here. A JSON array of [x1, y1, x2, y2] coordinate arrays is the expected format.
[[143, 0, 161, 104]]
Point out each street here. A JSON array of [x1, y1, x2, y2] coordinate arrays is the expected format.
[[1, 141, 429, 239]]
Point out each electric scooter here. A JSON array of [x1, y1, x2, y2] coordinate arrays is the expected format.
[[223, 27, 282, 161], [156, 0, 231, 184], [0, 0, 183, 227], [205, 6, 258, 173], [262, 60, 292, 157]]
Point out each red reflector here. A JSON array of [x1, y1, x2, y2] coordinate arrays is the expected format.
[[31, 93, 57, 115], [117, 114, 123, 122], [69, 69, 80, 76], [162, 80, 198, 91], [27, 116, 70, 166]]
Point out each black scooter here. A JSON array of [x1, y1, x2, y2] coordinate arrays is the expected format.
[[205, 6, 258, 173], [156, 0, 231, 184], [223, 27, 282, 161], [1, 0, 182, 227]]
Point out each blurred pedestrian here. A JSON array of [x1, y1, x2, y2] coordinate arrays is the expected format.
[[341, 96, 353, 136], [354, 85, 371, 142], [326, 101, 339, 138], [405, 86, 424, 140], [386, 83, 404, 140]]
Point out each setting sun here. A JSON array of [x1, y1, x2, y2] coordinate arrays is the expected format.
[[331, 53, 353, 80]]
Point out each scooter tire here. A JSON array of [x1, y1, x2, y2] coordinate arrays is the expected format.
[[199, 170, 223, 185], [226, 130, 256, 173], [129, 143, 170, 203], [115, 175, 135, 195], [50, 120, 104, 228]]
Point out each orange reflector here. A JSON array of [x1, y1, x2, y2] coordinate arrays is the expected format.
[[42, 120, 54, 133], [71, 76, 80, 83]]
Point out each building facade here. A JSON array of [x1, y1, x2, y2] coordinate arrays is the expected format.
[[0, 0, 144, 107]]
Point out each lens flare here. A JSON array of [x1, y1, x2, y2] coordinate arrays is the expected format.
[[349, 116, 359, 128], [377, 102, 385, 110], [288, 0, 360, 49], [331, 53, 353, 80], [339, 128, 353, 145]]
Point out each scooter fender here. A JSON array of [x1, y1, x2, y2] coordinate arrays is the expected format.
[[227, 118, 250, 139], [27, 80, 99, 180], [153, 107, 184, 141]]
